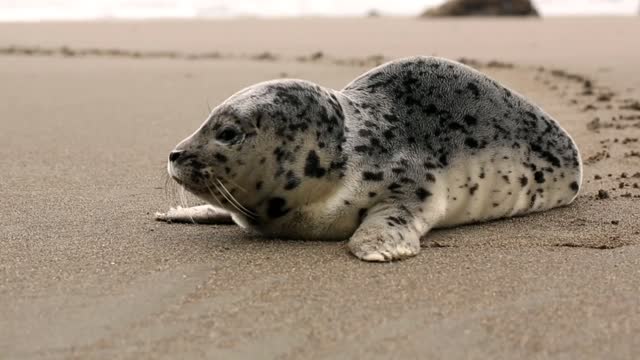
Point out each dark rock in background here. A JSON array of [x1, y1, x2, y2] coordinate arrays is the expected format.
[[422, 0, 539, 17]]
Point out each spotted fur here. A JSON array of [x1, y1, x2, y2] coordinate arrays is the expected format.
[[161, 56, 582, 262]]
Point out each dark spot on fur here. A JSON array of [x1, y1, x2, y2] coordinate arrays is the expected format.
[[370, 138, 382, 148], [386, 216, 408, 225], [438, 154, 448, 167], [520, 176, 529, 187], [382, 129, 395, 140], [266, 197, 289, 218], [463, 115, 478, 126], [467, 82, 480, 97], [304, 150, 326, 178], [570, 181, 579, 192], [534, 171, 545, 184], [469, 184, 479, 195], [214, 153, 227, 163], [424, 162, 438, 170], [542, 151, 561, 168], [364, 121, 378, 128], [383, 114, 400, 122], [416, 187, 432, 201], [255, 112, 263, 129], [465, 138, 479, 148], [363, 171, 384, 181], [273, 147, 286, 162], [329, 160, 347, 171], [284, 171, 301, 190], [190, 160, 205, 170]]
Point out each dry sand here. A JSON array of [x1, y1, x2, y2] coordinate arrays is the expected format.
[[1, 18, 639, 359]]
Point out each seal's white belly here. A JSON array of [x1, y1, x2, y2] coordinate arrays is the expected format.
[[435, 147, 582, 228]]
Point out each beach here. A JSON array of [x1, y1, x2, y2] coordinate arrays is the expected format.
[[1, 18, 639, 359]]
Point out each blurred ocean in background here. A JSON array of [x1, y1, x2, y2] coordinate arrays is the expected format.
[[0, 0, 638, 21]]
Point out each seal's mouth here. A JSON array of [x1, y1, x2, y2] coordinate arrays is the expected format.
[[169, 170, 204, 195], [167, 160, 186, 185], [168, 162, 213, 197], [170, 174, 184, 185], [171, 175, 186, 187], [167, 152, 258, 220]]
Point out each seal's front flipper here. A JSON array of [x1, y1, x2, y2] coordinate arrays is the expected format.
[[347, 199, 443, 262], [155, 205, 234, 225]]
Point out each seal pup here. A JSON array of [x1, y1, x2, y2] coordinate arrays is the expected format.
[[156, 56, 582, 262]]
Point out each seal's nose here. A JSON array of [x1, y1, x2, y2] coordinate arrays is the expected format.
[[169, 150, 184, 162]]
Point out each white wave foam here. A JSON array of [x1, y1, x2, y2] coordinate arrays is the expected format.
[[0, 0, 637, 21]]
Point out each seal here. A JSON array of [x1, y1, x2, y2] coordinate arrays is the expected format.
[[156, 56, 582, 262]]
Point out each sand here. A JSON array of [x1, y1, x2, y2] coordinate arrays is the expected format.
[[1, 18, 639, 359]]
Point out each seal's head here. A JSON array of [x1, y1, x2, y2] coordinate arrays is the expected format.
[[167, 79, 347, 222]]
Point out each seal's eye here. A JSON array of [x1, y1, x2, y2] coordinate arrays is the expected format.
[[215, 126, 243, 145]]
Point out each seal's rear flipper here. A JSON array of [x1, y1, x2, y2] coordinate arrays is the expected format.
[[155, 205, 234, 225]]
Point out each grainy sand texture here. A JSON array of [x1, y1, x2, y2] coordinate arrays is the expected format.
[[1, 18, 639, 359]]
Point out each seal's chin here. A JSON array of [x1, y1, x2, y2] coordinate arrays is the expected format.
[[167, 160, 179, 180], [167, 161, 195, 192], [168, 167, 210, 199], [170, 174, 201, 194], [168, 161, 190, 186], [167, 160, 226, 205]]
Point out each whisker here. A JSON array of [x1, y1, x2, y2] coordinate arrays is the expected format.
[[204, 183, 224, 208], [215, 178, 257, 217], [164, 173, 173, 201], [213, 179, 256, 219], [219, 176, 249, 194], [211, 180, 249, 218], [178, 186, 185, 208], [171, 182, 179, 206], [178, 185, 197, 224], [161, 167, 180, 208]]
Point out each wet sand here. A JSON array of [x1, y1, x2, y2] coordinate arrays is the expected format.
[[1, 18, 639, 359]]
